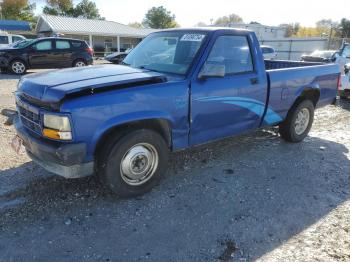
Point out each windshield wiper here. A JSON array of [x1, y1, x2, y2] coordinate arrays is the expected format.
[[121, 61, 130, 66], [138, 65, 159, 72]]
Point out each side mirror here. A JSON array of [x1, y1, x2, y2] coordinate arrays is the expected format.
[[198, 63, 225, 80]]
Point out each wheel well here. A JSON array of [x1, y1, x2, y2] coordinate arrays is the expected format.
[[94, 119, 172, 158], [9, 58, 27, 67], [295, 88, 320, 108]]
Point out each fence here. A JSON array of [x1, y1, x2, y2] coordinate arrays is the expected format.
[[260, 37, 350, 61]]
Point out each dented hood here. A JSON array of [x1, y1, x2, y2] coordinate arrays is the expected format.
[[17, 64, 167, 106]]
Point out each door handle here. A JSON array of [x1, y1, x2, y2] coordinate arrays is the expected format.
[[250, 77, 259, 85]]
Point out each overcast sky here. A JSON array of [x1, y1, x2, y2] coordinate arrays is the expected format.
[[34, 0, 349, 27]]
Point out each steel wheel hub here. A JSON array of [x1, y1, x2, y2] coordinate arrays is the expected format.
[[295, 108, 310, 135], [120, 143, 159, 186]]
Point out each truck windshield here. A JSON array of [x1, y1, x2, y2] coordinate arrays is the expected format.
[[124, 31, 207, 75]]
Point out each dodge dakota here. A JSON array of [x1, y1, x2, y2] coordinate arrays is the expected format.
[[13, 28, 340, 197]]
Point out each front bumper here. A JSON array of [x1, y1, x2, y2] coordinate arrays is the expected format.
[[0, 57, 9, 68], [14, 116, 94, 178]]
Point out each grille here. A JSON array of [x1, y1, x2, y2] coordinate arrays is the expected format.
[[17, 100, 42, 135]]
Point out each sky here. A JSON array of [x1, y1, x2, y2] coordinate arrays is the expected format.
[[33, 0, 350, 27]]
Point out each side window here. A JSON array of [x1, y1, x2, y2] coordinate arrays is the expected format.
[[0, 36, 9, 44], [71, 41, 82, 48], [56, 40, 70, 49], [34, 40, 52, 51], [206, 35, 254, 75], [12, 36, 24, 43]]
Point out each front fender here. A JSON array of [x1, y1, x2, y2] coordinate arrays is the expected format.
[[89, 110, 175, 155]]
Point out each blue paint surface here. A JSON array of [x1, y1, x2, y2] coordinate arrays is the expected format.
[[15, 28, 340, 165]]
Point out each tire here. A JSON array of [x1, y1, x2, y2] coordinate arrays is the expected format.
[[73, 59, 87, 67], [9, 60, 27, 75], [98, 129, 169, 198], [279, 100, 314, 143]]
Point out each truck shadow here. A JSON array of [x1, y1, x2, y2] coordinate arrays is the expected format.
[[337, 98, 350, 110], [0, 72, 21, 80], [0, 129, 349, 261]]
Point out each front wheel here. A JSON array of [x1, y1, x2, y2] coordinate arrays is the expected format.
[[9, 60, 27, 75], [279, 100, 315, 143], [98, 129, 169, 198]]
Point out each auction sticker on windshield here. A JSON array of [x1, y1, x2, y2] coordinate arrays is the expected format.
[[180, 34, 206, 42]]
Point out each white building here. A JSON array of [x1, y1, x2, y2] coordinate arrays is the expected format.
[[36, 15, 157, 56], [218, 23, 286, 40]]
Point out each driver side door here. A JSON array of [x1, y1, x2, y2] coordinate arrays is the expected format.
[[190, 33, 268, 145]]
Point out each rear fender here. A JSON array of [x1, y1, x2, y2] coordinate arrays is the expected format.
[[293, 84, 320, 107]]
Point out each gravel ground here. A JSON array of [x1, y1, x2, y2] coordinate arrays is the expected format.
[[0, 68, 349, 262]]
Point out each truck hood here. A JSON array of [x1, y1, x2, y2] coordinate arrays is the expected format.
[[17, 64, 168, 108]]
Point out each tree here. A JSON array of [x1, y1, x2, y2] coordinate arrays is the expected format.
[[142, 6, 178, 29], [74, 0, 101, 19], [43, 0, 103, 19], [0, 0, 36, 22], [213, 14, 243, 26], [316, 19, 333, 29], [194, 22, 208, 27], [315, 19, 338, 37], [280, 23, 300, 37], [128, 22, 143, 28], [43, 0, 74, 16], [339, 18, 350, 38]]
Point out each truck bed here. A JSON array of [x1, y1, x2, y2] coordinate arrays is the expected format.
[[264, 60, 322, 70], [263, 61, 340, 126]]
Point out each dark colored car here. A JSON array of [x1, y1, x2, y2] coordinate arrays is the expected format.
[[0, 37, 93, 74], [104, 49, 131, 64], [301, 50, 338, 63]]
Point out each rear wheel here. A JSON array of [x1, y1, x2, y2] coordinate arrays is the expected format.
[[9, 60, 27, 75], [279, 100, 314, 143], [73, 59, 87, 67], [98, 129, 169, 198]]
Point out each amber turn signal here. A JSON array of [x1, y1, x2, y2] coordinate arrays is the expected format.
[[42, 128, 72, 140]]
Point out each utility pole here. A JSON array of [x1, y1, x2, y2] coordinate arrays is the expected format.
[[328, 25, 334, 50]]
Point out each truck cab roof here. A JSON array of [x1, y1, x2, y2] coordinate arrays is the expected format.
[[152, 27, 252, 34]]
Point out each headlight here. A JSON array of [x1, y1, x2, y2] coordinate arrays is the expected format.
[[43, 114, 72, 140]]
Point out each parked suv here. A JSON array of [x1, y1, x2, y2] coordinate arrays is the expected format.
[[0, 37, 93, 74]]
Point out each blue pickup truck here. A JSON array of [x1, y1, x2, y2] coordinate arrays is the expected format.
[[13, 28, 340, 197]]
